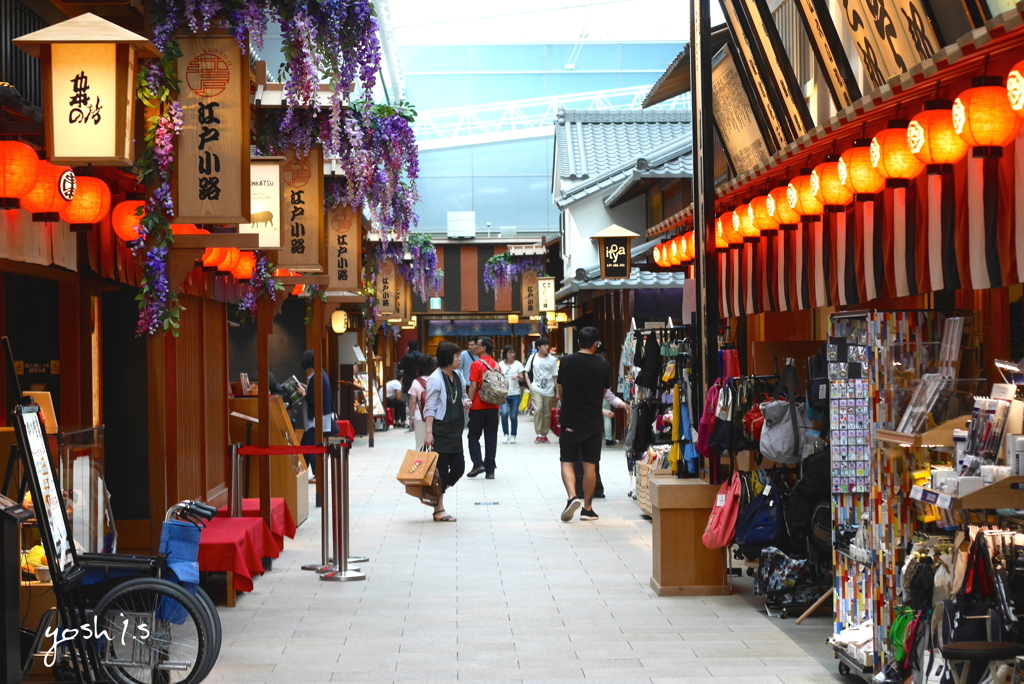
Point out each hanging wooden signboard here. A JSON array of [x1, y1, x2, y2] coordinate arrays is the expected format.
[[376, 259, 397, 315], [173, 34, 250, 223], [712, 46, 772, 175], [326, 204, 361, 291], [391, 275, 412, 324], [239, 157, 283, 249], [537, 276, 556, 311], [836, 0, 938, 91], [520, 270, 538, 316], [277, 146, 324, 271], [791, 0, 861, 109]]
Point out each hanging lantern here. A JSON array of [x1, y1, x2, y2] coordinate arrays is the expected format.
[[673, 234, 688, 262], [767, 185, 800, 228], [872, 121, 925, 185], [787, 170, 823, 217], [652, 244, 665, 267], [233, 251, 256, 281], [839, 140, 886, 196], [202, 247, 226, 270], [170, 223, 198, 234], [218, 248, 241, 273], [714, 217, 729, 250], [111, 199, 145, 241], [749, 195, 779, 234], [58, 175, 110, 231], [907, 101, 969, 172], [1008, 60, 1024, 117], [292, 284, 305, 296], [21, 160, 75, 222], [0, 140, 40, 209], [733, 202, 760, 241], [331, 309, 349, 334], [953, 77, 1023, 156], [667, 238, 681, 266], [684, 231, 695, 260], [720, 211, 743, 248], [812, 156, 853, 207]]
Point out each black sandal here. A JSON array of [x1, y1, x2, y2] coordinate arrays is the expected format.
[[432, 510, 456, 522]]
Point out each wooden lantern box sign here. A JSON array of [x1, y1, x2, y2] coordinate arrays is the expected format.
[[591, 224, 638, 279]]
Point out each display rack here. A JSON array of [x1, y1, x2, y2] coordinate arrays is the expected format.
[[829, 311, 978, 677]]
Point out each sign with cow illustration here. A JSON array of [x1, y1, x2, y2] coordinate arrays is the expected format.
[[239, 156, 283, 249]]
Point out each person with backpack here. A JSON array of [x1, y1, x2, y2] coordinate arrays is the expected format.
[[467, 336, 503, 479], [407, 353, 436, 449]]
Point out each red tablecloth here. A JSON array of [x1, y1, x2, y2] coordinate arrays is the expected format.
[[198, 516, 277, 593], [336, 420, 355, 441], [217, 498, 297, 552]]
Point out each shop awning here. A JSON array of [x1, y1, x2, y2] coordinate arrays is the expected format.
[[556, 267, 688, 301], [641, 26, 730, 108]]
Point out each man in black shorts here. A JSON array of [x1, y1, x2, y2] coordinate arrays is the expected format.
[[555, 326, 610, 521]]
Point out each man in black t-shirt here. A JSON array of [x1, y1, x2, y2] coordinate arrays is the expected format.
[[555, 326, 610, 521]]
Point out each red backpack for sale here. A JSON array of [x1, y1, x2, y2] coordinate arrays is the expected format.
[[696, 377, 726, 459]]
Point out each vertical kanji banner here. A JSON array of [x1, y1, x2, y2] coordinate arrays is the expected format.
[[174, 34, 250, 223], [326, 204, 361, 291], [277, 146, 324, 270], [376, 259, 397, 316]]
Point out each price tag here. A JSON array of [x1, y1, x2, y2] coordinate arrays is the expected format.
[[716, 494, 726, 507], [936, 494, 953, 509], [763, 484, 772, 496], [991, 383, 1017, 401], [910, 485, 923, 500]]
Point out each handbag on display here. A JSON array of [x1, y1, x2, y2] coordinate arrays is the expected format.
[[707, 379, 734, 454], [697, 377, 726, 458], [733, 473, 783, 546], [702, 471, 742, 549], [759, 364, 812, 464], [743, 392, 770, 443]]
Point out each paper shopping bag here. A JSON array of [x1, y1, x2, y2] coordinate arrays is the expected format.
[[396, 449, 439, 486]]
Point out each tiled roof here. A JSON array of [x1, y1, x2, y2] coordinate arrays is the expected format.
[[603, 141, 693, 208], [555, 267, 687, 299], [554, 110, 692, 209]]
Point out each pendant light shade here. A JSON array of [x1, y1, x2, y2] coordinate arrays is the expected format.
[[59, 176, 110, 230], [907, 101, 969, 169], [0, 141, 40, 208], [871, 122, 924, 184], [953, 77, 1023, 152], [1008, 60, 1024, 117], [787, 171, 823, 217], [767, 186, 800, 226], [839, 140, 886, 195], [21, 160, 75, 221], [233, 251, 256, 280], [331, 309, 349, 334], [111, 199, 145, 241], [749, 195, 779, 233], [812, 157, 853, 207]]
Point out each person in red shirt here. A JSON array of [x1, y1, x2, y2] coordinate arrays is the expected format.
[[467, 336, 500, 479]]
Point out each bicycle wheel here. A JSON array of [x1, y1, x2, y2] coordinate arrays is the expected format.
[[92, 578, 210, 684]]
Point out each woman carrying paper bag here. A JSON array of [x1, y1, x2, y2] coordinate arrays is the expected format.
[[422, 342, 471, 522]]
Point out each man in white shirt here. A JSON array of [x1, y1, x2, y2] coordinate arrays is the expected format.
[[526, 337, 559, 444], [383, 373, 406, 427]]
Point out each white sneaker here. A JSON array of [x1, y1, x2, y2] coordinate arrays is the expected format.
[[502, 434, 509, 444], [510, 436, 516, 444]]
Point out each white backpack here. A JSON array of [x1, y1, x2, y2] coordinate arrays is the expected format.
[[478, 359, 508, 405]]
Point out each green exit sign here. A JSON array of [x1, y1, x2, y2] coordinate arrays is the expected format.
[[429, 297, 442, 310]]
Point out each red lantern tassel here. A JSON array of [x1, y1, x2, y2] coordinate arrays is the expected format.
[[967, 155, 1003, 289], [796, 223, 810, 311], [927, 170, 960, 291], [731, 248, 741, 317], [719, 251, 729, 319]]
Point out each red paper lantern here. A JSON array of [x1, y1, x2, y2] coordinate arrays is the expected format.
[[767, 186, 800, 226], [839, 140, 886, 195], [787, 171, 823, 217], [0, 141, 39, 209], [684, 232, 695, 260], [812, 157, 853, 207], [292, 284, 305, 296], [667, 238, 681, 266], [749, 195, 779, 233], [111, 200, 145, 241], [59, 176, 110, 230], [714, 218, 729, 250], [21, 160, 75, 222], [233, 251, 256, 280], [718, 211, 743, 248], [733, 202, 760, 241], [1008, 60, 1024, 117], [652, 244, 664, 267], [218, 248, 241, 272], [872, 122, 924, 184], [953, 77, 1023, 153], [907, 101, 969, 170], [673, 234, 687, 262], [202, 248, 226, 269]]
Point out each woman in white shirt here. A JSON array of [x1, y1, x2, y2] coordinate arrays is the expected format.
[[407, 354, 436, 449], [498, 345, 525, 444]]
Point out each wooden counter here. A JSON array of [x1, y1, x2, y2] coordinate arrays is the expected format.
[[649, 477, 730, 597]]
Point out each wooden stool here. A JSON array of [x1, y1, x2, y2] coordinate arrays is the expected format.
[[940, 641, 1024, 684]]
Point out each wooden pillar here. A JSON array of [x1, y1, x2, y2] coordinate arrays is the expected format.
[[257, 295, 272, 531], [147, 332, 168, 554]]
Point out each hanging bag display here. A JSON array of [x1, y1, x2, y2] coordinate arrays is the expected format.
[[701, 470, 742, 549], [707, 379, 735, 454], [733, 472, 783, 546], [743, 392, 771, 442], [759, 363, 811, 464], [696, 378, 725, 458]]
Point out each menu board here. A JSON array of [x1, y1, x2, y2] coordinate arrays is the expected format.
[[712, 47, 772, 175], [23, 409, 74, 572]]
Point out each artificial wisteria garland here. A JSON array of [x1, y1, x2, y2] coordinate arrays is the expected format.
[[482, 253, 547, 293], [237, 251, 283, 320], [304, 284, 328, 326]]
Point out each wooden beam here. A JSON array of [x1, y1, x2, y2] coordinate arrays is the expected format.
[[170, 234, 261, 249], [325, 295, 364, 304], [278, 275, 330, 286]]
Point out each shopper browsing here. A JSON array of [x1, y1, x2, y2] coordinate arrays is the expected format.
[[298, 349, 336, 481], [526, 337, 559, 443], [555, 327, 610, 522], [466, 336, 500, 479], [498, 345, 524, 444], [407, 353, 436, 449], [422, 342, 472, 522], [382, 371, 406, 427]]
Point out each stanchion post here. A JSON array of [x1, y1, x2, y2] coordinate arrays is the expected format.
[[342, 441, 368, 564], [301, 446, 332, 573], [321, 442, 364, 582], [230, 443, 242, 517]]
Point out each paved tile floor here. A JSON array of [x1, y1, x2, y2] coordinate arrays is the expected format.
[[206, 414, 838, 683]]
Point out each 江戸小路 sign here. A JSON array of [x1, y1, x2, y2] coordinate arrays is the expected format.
[[277, 146, 323, 271], [326, 204, 361, 291]]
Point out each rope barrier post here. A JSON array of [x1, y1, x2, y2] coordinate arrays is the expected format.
[[230, 443, 242, 518], [321, 442, 365, 582], [301, 444, 332, 574], [342, 439, 368, 564]]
